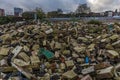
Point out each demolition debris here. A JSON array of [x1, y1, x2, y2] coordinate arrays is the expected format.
[[0, 21, 120, 80]]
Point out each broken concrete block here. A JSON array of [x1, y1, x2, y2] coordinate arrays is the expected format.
[[101, 38, 111, 43], [23, 46, 30, 52], [0, 48, 9, 56], [109, 34, 119, 41], [10, 31, 18, 36], [70, 40, 78, 47], [74, 46, 86, 53], [54, 51, 60, 58], [62, 70, 77, 79], [11, 62, 37, 79], [115, 77, 120, 80], [43, 40, 47, 46], [0, 64, 39, 73], [77, 58, 84, 63], [82, 66, 95, 75], [105, 44, 114, 49], [0, 58, 8, 66], [112, 40, 120, 46], [1, 34, 11, 42], [78, 37, 88, 42], [0, 72, 6, 80], [95, 62, 111, 70], [101, 33, 108, 38], [30, 55, 40, 64], [97, 66, 114, 79], [18, 52, 30, 62], [60, 63, 66, 70], [13, 58, 30, 66], [107, 50, 119, 59], [45, 28, 53, 34], [114, 64, 120, 78], [12, 46, 22, 58], [65, 60, 74, 68], [54, 42, 62, 49], [81, 75, 92, 80], [44, 62, 51, 69], [62, 50, 70, 55], [49, 40, 55, 49], [44, 73, 50, 80], [0, 56, 4, 61], [72, 53, 79, 58], [0, 66, 18, 73], [88, 44, 95, 51], [8, 77, 21, 80], [32, 44, 39, 51]]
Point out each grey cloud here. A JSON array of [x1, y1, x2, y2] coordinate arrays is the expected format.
[[87, 0, 120, 12], [0, 0, 80, 13], [0, 0, 120, 14]]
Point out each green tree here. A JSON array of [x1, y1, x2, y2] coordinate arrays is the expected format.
[[57, 8, 63, 14], [0, 17, 9, 24], [22, 12, 35, 20], [47, 11, 58, 18], [36, 8, 46, 19]]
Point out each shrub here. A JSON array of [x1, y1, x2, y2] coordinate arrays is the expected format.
[[0, 16, 23, 25], [87, 20, 102, 25]]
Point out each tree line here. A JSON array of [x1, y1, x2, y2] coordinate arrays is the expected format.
[[0, 8, 106, 25]]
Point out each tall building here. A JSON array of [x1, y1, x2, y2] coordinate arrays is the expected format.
[[14, 7, 23, 17], [0, 8, 5, 16], [75, 4, 91, 14], [119, 9, 120, 15]]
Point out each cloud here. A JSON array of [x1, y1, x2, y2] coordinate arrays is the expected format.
[[87, 0, 120, 12], [0, 0, 81, 14], [0, 0, 120, 14]]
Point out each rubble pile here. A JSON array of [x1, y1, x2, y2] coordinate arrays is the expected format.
[[0, 21, 120, 80]]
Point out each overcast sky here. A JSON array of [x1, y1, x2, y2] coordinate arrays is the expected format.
[[0, 0, 120, 14]]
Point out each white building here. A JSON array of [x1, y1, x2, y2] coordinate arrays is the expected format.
[[108, 12, 113, 17]]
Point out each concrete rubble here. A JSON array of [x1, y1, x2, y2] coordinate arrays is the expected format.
[[0, 21, 120, 80]]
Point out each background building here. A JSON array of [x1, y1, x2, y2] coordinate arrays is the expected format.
[[104, 11, 113, 17], [14, 7, 23, 17], [75, 4, 91, 14], [100, 12, 105, 16], [0, 8, 5, 16]]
